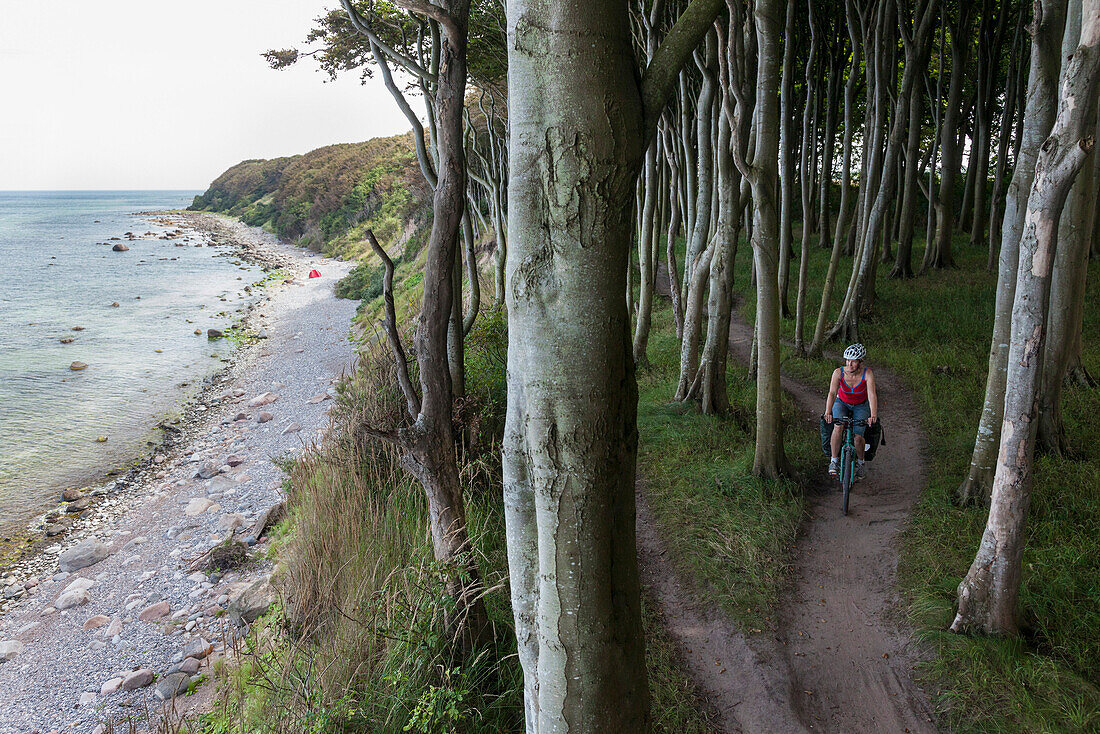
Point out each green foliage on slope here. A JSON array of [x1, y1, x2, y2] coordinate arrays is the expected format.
[[190, 133, 431, 258]]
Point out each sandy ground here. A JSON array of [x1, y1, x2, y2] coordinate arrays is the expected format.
[[0, 214, 358, 733], [640, 275, 938, 733]]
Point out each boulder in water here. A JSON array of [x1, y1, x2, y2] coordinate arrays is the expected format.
[[111, 243, 129, 252]]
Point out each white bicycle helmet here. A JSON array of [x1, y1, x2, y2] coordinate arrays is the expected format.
[[843, 343, 866, 360]]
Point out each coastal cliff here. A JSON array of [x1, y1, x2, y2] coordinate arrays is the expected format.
[[189, 132, 432, 261]]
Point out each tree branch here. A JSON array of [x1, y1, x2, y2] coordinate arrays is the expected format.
[[339, 0, 437, 83], [641, 0, 726, 141], [367, 229, 422, 419], [370, 41, 438, 189], [390, 0, 461, 36]]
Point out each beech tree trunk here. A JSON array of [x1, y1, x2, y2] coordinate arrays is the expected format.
[[831, 0, 937, 341], [891, 76, 924, 278], [778, 0, 797, 320], [504, 1, 723, 729], [818, 49, 841, 251], [1037, 0, 1097, 455], [808, 0, 861, 357], [957, 0, 1067, 505], [925, 4, 974, 271], [987, 8, 1027, 272], [952, 2, 1100, 633], [725, 0, 790, 477], [794, 0, 819, 352], [701, 106, 738, 414], [342, 0, 487, 647]]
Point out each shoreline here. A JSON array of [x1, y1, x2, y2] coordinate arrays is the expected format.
[[0, 211, 319, 595], [0, 211, 358, 732]]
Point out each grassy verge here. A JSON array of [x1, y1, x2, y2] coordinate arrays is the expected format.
[[635, 300, 815, 631], [196, 304, 716, 733], [730, 230, 1100, 733]]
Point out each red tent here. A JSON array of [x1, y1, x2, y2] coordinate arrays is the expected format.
[[308, 269, 321, 279]]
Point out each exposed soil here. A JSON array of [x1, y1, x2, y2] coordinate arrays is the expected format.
[[638, 279, 938, 733]]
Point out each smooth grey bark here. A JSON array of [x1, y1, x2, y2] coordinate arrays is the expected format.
[[725, 0, 790, 477], [461, 211, 479, 335], [1037, 0, 1096, 455], [891, 73, 925, 278], [817, 48, 841, 251], [926, 14, 946, 255], [953, 2, 1100, 633], [633, 138, 660, 366], [808, 0, 861, 357], [794, 0, 819, 352], [969, 0, 1011, 251], [957, 0, 1067, 505], [987, 8, 1027, 272], [633, 3, 665, 368], [925, 3, 974, 271], [831, 0, 936, 343], [663, 123, 686, 339], [504, 1, 724, 730], [778, 0, 797, 319], [700, 105, 738, 414], [676, 32, 720, 399], [688, 35, 719, 277]]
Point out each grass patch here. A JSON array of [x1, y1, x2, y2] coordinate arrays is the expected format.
[[635, 300, 813, 631], [728, 226, 1100, 732]]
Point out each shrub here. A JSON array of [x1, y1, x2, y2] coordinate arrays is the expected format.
[[335, 261, 387, 302]]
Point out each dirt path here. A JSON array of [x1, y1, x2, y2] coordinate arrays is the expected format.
[[638, 279, 938, 733]]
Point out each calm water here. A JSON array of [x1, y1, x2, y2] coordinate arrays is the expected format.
[[0, 191, 266, 529]]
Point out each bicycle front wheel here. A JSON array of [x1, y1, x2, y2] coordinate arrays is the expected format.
[[841, 448, 852, 515]]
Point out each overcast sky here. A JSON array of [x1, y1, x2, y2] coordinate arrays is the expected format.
[[0, 0, 414, 190]]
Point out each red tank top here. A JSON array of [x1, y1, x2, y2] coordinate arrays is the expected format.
[[838, 368, 867, 405]]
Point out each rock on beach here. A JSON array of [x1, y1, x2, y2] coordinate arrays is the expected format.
[[58, 539, 109, 572], [155, 672, 191, 701], [121, 668, 155, 691]]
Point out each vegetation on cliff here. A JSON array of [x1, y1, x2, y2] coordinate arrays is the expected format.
[[189, 133, 431, 259]]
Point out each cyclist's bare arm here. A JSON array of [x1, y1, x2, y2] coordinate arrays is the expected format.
[[866, 369, 878, 424], [825, 368, 841, 423]]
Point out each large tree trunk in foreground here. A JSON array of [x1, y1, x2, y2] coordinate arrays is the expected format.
[[505, 9, 647, 724], [957, 0, 1067, 505], [952, 2, 1100, 635], [504, 1, 723, 729]]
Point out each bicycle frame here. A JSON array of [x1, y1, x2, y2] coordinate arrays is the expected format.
[[835, 417, 867, 515]]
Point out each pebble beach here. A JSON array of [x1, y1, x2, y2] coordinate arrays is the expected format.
[[0, 213, 358, 732]]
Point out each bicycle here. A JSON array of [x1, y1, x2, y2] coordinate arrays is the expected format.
[[832, 416, 868, 515]]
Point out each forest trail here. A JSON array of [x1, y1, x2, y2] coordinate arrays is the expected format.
[[639, 279, 938, 733]]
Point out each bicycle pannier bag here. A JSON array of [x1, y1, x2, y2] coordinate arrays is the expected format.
[[864, 421, 885, 461]]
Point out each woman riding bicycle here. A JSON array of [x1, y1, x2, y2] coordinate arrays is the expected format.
[[824, 343, 879, 479]]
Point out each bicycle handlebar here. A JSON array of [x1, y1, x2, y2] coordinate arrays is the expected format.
[[823, 415, 869, 426]]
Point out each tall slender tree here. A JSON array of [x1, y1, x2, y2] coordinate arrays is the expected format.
[[957, 0, 1066, 505], [953, 0, 1100, 633]]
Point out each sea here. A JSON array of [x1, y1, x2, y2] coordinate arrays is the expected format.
[[0, 191, 268, 537]]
